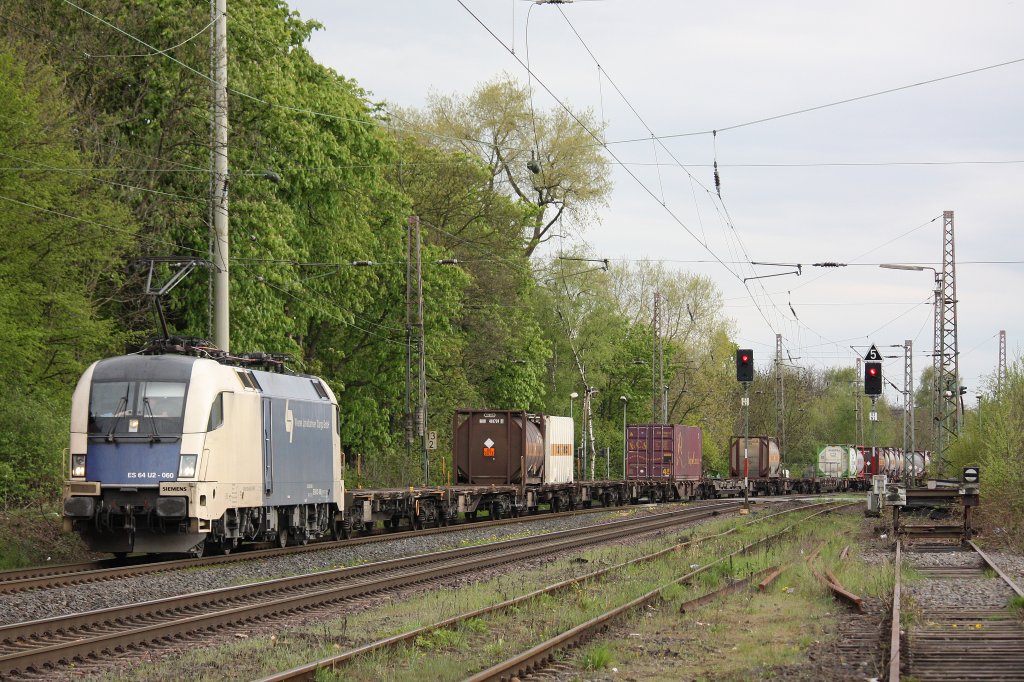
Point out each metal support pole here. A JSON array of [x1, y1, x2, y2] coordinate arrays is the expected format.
[[998, 330, 1007, 396], [855, 357, 863, 446], [581, 388, 588, 481], [588, 388, 597, 481], [870, 396, 878, 484], [411, 216, 428, 485], [743, 382, 750, 508], [621, 398, 628, 480], [903, 339, 913, 486], [652, 292, 660, 421], [775, 333, 784, 456], [212, 0, 230, 351]]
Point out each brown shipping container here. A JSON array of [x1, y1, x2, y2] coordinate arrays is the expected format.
[[453, 410, 544, 485], [626, 424, 702, 481], [729, 436, 781, 478]]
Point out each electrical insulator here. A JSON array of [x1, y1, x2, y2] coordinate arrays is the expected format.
[[415, 406, 425, 437]]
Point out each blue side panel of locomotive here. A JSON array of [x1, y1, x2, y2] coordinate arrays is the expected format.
[[252, 370, 335, 506]]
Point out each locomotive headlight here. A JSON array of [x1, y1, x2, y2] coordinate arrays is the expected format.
[[177, 454, 198, 479], [71, 454, 86, 479]]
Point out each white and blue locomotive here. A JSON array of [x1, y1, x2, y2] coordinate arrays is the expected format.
[[62, 345, 345, 555]]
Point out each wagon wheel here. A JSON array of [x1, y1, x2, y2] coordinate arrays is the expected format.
[[331, 518, 345, 541], [277, 526, 288, 548]]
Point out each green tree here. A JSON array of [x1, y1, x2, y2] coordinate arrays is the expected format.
[[401, 75, 612, 257], [946, 360, 1024, 546], [0, 49, 138, 504]]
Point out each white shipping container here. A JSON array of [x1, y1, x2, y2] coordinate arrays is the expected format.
[[543, 415, 575, 484], [911, 451, 927, 477], [817, 445, 845, 477], [848, 447, 865, 477]]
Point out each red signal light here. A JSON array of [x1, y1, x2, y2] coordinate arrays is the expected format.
[[736, 349, 754, 382], [864, 360, 882, 395]]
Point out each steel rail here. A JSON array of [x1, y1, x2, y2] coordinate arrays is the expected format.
[[1, 495, 833, 593], [968, 540, 1024, 599], [0, 501, 744, 677], [0, 503, 644, 595], [889, 539, 902, 682], [1, 495, 835, 594], [465, 503, 854, 682], [900, 539, 1024, 681], [254, 501, 835, 681]]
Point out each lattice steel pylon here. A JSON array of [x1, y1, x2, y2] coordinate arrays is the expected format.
[[903, 339, 914, 484], [998, 330, 1007, 396], [934, 210, 961, 475], [775, 333, 785, 456], [855, 357, 863, 446], [652, 291, 663, 421]]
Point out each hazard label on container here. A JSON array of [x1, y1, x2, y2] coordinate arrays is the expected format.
[[483, 448, 495, 458]]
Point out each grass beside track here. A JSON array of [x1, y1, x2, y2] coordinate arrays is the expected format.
[[0, 509, 96, 569], [570, 510, 893, 681], [86, 503, 865, 681]]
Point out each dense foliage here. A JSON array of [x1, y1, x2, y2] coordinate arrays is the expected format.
[[0, 1, 1014, 521]]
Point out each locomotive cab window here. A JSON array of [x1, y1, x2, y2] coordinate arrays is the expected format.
[[89, 382, 132, 421], [207, 392, 225, 431], [141, 382, 185, 418], [88, 380, 187, 437]]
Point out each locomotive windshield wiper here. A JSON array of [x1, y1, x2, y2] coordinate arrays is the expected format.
[[105, 396, 128, 442], [142, 397, 162, 442]]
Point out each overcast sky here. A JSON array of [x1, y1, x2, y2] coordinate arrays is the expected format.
[[290, 0, 1023, 400]]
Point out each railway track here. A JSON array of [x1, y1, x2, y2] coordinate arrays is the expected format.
[[0, 502, 653, 596], [891, 538, 1024, 681], [0, 498, 744, 679], [467, 502, 856, 682], [258, 497, 847, 675]]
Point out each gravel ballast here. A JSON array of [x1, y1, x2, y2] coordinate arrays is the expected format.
[[0, 503, 714, 626]]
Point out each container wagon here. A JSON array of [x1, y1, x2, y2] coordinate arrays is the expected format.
[[729, 436, 785, 495], [626, 424, 743, 500], [815, 445, 868, 492]]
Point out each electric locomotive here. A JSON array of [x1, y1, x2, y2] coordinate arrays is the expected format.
[[62, 339, 345, 556]]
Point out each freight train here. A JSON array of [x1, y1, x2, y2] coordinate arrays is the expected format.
[[727, 437, 865, 495], [62, 342, 830, 557], [829, 444, 931, 482]]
